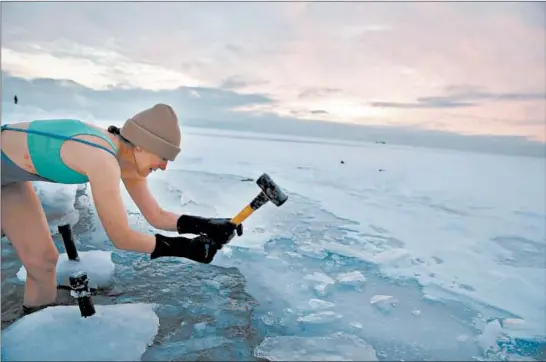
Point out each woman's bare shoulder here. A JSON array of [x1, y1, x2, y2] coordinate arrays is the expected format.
[[60, 137, 121, 180]]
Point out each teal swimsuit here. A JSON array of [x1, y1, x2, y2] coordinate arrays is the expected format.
[[1, 119, 118, 185]]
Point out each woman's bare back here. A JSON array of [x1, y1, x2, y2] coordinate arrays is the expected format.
[[1, 121, 120, 179]]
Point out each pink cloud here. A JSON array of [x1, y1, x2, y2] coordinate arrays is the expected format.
[[2, 2, 544, 141]]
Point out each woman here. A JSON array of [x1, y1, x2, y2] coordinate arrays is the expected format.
[[1, 103, 243, 315]]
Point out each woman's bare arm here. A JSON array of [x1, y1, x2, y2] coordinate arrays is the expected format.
[[122, 177, 180, 232], [85, 155, 157, 253]]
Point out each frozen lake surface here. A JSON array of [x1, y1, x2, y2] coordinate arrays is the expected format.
[[2, 126, 545, 361]]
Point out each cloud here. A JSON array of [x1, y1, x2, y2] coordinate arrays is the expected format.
[[1, 2, 544, 142], [371, 100, 477, 109], [1, 72, 273, 124], [371, 89, 546, 109], [298, 88, 343, 99], [219, 75, 270, 91], [451, 91, 545, 102], [2, 72, 544, 159]]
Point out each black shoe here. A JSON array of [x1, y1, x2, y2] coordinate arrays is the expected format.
[[21, 303, 56, 316]]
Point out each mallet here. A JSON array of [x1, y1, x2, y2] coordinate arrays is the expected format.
[[231, 173, 288, 226]]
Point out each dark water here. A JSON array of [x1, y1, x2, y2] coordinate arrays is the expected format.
[[2, 248, 263, 361]]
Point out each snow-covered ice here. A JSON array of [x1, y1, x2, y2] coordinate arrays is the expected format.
[[34, 183, 81, 233], [16, 250, 115, 289], [1, 303, 159, 361], [1, 119, 544, 361]]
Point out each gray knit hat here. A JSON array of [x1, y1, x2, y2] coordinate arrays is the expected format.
[[121, 104, 181, 161]]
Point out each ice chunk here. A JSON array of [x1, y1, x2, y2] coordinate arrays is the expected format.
[[254, 332, 378, 361], [297, 311, 341, 324], [35, 183, 78, 215], [322, 242, 375, 261], [17, 251, 115, 289], [477, 319, 503, 355], [336, 271, 367, 285], [370, 294, 394, 304], [370, 294, 398, 313], [303, 272, 335, 285], [1, 303, 159, 361], [35, 183, 80, 232], [74, 194, 90, 209], [303, 272, 335, 296], [498, 317, 539, 340], [261, 312, 278, 326], [308, 298, 335, 310], [221, 245, 233, 258], [500, 318, 526, 330], [193, 322, 211, 338], [496, 317, 545, 344], [313, 283, 333, 296], [297, 243, 329, 259], [194, 322, 207, 331], [350, 322, 364, 329]]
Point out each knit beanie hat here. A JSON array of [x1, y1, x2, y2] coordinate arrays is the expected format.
[[121, 104, 181, 161]]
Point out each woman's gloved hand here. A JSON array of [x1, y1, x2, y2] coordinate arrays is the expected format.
[[176, 214, 243, 243], [151, 233, 225, 264]]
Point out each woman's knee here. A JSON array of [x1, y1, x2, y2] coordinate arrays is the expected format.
[[24, 247, 59, 281], [1, 181, 59, 279]]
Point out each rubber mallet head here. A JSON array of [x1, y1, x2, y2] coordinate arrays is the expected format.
[[231, 173, 288, 225]]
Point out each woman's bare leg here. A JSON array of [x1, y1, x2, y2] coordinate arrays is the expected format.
[[1, 182, 59, 307]]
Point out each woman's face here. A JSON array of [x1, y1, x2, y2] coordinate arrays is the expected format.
[[125, 146, 168, 177], [137, 147, 168, 176]]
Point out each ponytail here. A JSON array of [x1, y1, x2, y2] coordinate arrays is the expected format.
[[107, 125, 132, 144], [107, 125, 121, 135]]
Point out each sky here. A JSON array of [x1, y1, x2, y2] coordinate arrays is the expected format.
[[1, 1, 545, 155]]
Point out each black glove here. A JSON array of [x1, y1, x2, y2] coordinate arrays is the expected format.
[[176, 214, 243, 243], [151, 233, 224, 264]]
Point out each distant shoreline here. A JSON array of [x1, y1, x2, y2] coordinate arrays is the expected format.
[[184, 123, 546, 160]]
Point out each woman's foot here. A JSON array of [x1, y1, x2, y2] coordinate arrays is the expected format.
[[21, 302, 56, 316]]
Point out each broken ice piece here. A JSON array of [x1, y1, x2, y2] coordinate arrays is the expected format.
[[350, 321, 364, 329], [297, 311, 341, 324], [499, 318, 526, 330], [370, 295, 398, 313], [336, 271, 367, 285], [222, 246, 233, 258], [313, 283, 332, 296], [370, 295, 394, 304], [476, 319, 503, 354], [303, 272, 335, 285], [308, 298, 335, 310]]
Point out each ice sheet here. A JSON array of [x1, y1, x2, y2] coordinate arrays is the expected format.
[[164, 128, 545, 359], [2, 113, 544, 360], [170, 128, 545, 340]]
